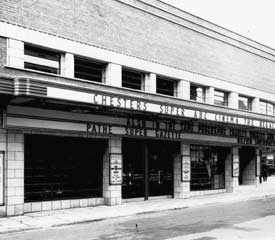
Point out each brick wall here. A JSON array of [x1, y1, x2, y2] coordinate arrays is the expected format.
[[1, 1, 275, 94]]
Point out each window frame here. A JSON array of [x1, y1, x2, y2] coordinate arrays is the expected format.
[[214, 89, 228, 107], [156, 76, 176, 97], [190, 84, 206, 103], [259, 100, 275, 116], [122, 68, 145, 91], [238, 95, 252, 111], [74, 56, 106, 83], [24, 44, 61, 74]]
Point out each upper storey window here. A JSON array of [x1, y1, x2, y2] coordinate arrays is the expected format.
[[214, 89, 228, 107], [190, 84, 206, 102], [74, 57, 106, 83], [156, 76, 175, 96], [260, 100, 275, 116], [238, 95, 252, 111], [24, 44, 60, 74], [122, 68, 144, 90]]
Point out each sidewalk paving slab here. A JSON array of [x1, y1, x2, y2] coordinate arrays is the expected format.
[[0, 182, 275, 235]]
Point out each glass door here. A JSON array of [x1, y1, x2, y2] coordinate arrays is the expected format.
[[148, 141, 175, 197], [122, 139, 145, 199]]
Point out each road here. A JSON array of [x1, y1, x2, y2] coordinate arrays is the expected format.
[[2, 197, 275, 240]]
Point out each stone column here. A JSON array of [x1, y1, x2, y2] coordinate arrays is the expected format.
[[60, 53, 74, 78], [104, 63, 122, 87], [252, 97, 260, 113], [6, 130, 24, 216], [174, 143, 190, 198], [7, 39, 24, 68], [0, 129, 6, 216], [205, 87, 214, 105], [144, 73, 156, 93], [225, 147, 239, 192], [103, 137, 122, 205], [228, 92, 238, 109], [177, 80, 190, 100]]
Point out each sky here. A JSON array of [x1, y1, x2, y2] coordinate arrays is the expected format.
[[161, 0, 275, 49]]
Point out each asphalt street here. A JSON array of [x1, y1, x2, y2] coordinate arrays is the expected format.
[[2, 197, 275, 240]]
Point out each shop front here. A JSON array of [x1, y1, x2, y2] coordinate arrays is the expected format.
[[24, 134, 106, 203], [1, 77, 275, 216]]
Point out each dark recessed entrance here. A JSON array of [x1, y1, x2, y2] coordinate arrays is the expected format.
[[122, 139, 179, 199], [25, 134, 107, 202]]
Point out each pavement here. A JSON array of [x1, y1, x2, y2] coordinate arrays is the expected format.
[[0, 179, 275, 235]]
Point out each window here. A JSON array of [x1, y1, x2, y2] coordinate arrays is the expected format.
[[190, 145, 229, 191], [25, 135, 106, 202], [156, 76, 175, 96], [122, 68, 144, 90], [190, 84, 206, 102], [260, 100, 275, 115], [74, 57, 106, 83], [214, 89, 228, 106], [238, 95, 252, 111], [24, 44, 60, 74]]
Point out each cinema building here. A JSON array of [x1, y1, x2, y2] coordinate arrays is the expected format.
[[0, 0, 275, 216]]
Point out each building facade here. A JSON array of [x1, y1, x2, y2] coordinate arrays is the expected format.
[[0, 0, 274, 216]]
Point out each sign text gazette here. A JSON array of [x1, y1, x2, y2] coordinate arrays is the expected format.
[[87, 117, 275, 147]]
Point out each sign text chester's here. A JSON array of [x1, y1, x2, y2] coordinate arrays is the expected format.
[[47, 87, 275, 130]]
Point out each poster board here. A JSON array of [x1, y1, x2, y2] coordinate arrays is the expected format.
[[109, 153, 122, 185], [181, 155, 190, 182]]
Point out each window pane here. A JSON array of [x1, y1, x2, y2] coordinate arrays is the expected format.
[[24, 62, 59, 74], [25, 44, 60, 61], [238, 96, 251, 111], [214, 90, 228, 106], [259, 101, 267, 114], [74, 57, 105, 82], [260, 100, 275, 115], [156, 77, 174, 96], [190, 85, 206, 102], [24, 44, 60, 74], [122, 69, 144, 90], [267, 103, 274, 115]]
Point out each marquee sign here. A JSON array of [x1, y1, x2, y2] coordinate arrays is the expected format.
[[47, 87, 275, 130]]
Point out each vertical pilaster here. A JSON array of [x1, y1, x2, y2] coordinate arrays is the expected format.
[[6, 130, 24, 216], [177, 80, 190, 100], [103, 137, 122, 206], [206, 87, 214, 105], [225, 147, 239, 192], [0, 129, 6, 211], [228, 92, 238, 109], [60, 53, 74, 78], [144, 73, 156, 93], [174, 142, 190, 198], [104, 63, 122, 87], [7, 39, 24, 68], [252, 97, 260, 113]]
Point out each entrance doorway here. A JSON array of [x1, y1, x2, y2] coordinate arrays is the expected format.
[[122, 139, 179, 200], [239, 147, 256, 185]]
